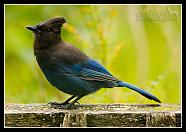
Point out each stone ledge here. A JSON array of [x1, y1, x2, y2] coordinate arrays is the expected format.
[[5, 103, 181, 127]]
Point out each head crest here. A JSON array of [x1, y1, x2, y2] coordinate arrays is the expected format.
[[38, 17, 66, 28]]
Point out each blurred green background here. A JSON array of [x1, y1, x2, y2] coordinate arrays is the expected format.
[[5, 5, 181, 104]]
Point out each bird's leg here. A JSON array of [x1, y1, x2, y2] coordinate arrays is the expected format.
[[61, 95, 76, 105], [48, 95, 76, 107], [66, 96, 84, 109]]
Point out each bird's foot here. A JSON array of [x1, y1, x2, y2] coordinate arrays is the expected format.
[[48, 102, 80, 109], [65, 103, 79, 109], [48, 102, 69, 108], [62, 101, 81, 109]]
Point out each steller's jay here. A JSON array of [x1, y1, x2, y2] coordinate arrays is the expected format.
[[26, 17, 161, 108]]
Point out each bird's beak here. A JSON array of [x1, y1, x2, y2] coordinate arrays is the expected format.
[[26, 26, 37, 32]]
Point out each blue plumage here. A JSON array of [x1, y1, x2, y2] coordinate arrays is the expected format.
[[26, 17, 161, 108], [117, 82, 161, 103]]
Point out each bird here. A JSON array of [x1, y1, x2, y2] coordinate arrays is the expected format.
[[26, 17, 161, 108]]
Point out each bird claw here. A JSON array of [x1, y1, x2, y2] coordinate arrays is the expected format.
[[48, 102, 79, 109], [48, 102, 69, 108], [65, 103, 79, 109]]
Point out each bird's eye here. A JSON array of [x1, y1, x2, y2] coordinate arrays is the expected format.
[[46, 28, 51, 32]]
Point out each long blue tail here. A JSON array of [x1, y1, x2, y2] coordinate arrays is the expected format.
[[118, 81, 161, 103]]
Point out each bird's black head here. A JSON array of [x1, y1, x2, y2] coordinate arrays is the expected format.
[[26, 17, 66, 50], [26, 17, 66, 34]]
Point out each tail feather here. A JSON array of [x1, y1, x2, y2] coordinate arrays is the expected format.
[[118, 81, 161, 103]]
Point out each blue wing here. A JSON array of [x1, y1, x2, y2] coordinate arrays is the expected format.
[[69, 59, 119, 83], [80, 68, 118, 82], [81, 59, 112, 76], [70, 59, 112, 75]]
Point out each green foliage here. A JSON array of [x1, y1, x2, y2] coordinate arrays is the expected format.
[[5, 5, 181, 104]]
